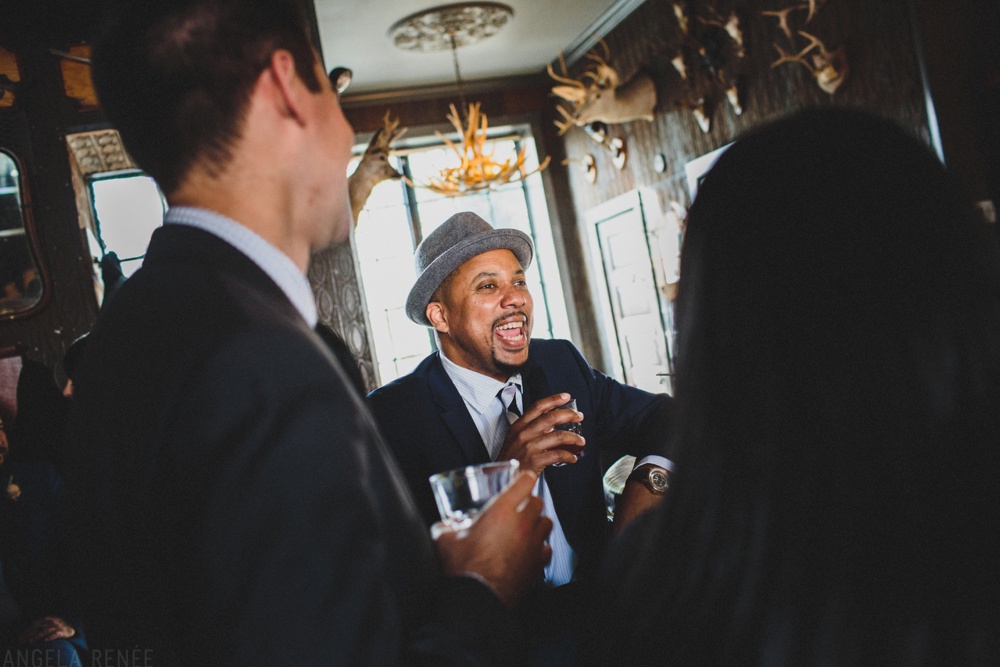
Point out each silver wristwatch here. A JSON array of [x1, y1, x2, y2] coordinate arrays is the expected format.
[[628, 464, 670, 494]]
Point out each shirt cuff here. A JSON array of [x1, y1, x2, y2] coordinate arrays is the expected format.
[[633, 455, 674, 473]]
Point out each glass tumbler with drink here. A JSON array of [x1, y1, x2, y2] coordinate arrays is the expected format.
[[551, 398, 584, 466], [428, 460, 520, 529]]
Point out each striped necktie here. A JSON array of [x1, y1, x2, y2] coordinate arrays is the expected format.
[[487, 382, 521, 460], [499, 381, 521, 424], [495, 381, 577, 585]]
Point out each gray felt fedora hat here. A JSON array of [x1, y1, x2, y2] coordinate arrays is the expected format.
[[406, 212, 533, 326]]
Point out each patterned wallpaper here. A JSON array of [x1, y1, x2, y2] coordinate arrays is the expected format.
[[308, 231, 378, 394]]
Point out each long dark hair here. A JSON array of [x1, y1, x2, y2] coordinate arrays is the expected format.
[[599, 109, 1000, 665]]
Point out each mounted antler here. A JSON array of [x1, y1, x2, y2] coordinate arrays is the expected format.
[[348, 111, 407, 226], [561, 154, 598, 184], [771, 30, 848, 95], [582, 121, 627, 170], [803, 0, 824, 24], [761, 7, 798, 40], [701, 8, 745, 58], [547, 40, 657, 136], [666, 3, 746, 129]]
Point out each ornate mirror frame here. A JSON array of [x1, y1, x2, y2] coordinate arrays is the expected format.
[[0, 148, 51, 320]]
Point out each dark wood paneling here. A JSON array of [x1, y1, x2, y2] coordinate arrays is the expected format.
[[560, 0, 934, 219], [0, 37, 100, 371], [545, 0, 996, 372]]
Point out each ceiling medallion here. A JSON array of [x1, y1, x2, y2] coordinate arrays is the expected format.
[[388, 3, 514, 52], [388, 2, 548, 197]]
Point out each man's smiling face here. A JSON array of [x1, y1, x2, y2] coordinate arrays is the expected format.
[[428, 248, 533, 381]]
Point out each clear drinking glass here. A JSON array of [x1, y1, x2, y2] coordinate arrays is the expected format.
[[428, 460, 520, 529], [551, 398, 584, 466]]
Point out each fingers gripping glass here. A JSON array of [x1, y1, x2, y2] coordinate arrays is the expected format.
[[328, 67, 352, 96]]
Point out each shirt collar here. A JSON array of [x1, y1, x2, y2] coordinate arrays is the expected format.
[[439, 351, 521, 415], [164, 206, 318, 327]]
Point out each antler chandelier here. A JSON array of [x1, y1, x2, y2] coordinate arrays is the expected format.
[[388, 2, 549, 197]]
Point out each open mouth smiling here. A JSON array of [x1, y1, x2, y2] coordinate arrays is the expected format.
[[494, 315, 528, 345]]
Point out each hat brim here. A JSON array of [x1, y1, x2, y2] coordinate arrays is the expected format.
[[406, 228, 534, 326]]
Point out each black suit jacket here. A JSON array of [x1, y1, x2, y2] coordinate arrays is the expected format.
[[368, 339, 672, 579], [63, 224, 516, 666]]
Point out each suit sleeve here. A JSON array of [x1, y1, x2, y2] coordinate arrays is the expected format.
[[366, 383, 443, 529], [161, 330, 517, 666]]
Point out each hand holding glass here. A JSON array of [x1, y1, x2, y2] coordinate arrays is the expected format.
[[429, 460, 520, 529]]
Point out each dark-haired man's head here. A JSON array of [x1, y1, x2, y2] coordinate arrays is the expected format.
[[92, 0, 321, 196]]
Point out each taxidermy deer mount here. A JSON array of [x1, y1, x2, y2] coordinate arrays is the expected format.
[[347, 111, 407, 226], [547, 39, 657, 136], [663, 2, 746, 134], [763, 1, 848, 95]]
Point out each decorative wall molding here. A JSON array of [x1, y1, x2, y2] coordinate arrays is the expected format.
[[66, 129, 136, 176]]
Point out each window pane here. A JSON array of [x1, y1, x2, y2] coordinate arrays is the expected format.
[[353, 153, 433, 382], [91, 175, 165, 277]]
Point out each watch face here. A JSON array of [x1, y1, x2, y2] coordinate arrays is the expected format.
[[649, 470, 670, 493]]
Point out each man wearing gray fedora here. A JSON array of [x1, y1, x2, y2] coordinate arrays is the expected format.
[[368, 211, 673, 592]]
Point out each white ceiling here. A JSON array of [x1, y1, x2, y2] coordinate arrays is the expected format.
[[314, 0, 627, 95]]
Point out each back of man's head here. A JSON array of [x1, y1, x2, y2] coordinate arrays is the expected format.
[[92, 0, 321, 195]]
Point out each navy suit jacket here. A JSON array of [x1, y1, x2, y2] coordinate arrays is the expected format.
[[63, 224, 517, 666], [368, 338, 672, 579]]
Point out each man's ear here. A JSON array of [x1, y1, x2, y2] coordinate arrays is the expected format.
[[426, 302, 449, 334], [264, 49, 308, 126]]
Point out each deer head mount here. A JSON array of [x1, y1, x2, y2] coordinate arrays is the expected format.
[[664, 2, 746, 133], [763, 1, 848, 95], [348, 111, 407, 226], [547, 40, 657, 136]]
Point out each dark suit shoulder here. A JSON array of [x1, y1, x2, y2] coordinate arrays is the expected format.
[[528, 337, 590, 369], [368, 353, 439, 399], [368, 352, 444, 420]]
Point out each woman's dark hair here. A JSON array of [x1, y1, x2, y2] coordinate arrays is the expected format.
[[63, 333, 89, 382], [9, 359, 69, 466], [597, 109, 1000, 664], [91, 0, 321, 195]]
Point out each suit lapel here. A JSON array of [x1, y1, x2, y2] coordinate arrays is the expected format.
[[427, 355, 492, 464]]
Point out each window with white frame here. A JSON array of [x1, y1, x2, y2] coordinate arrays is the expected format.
[[352, 126, 571, 386]]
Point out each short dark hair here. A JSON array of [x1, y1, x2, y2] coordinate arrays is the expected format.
[[92, 0, 321, 195]]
